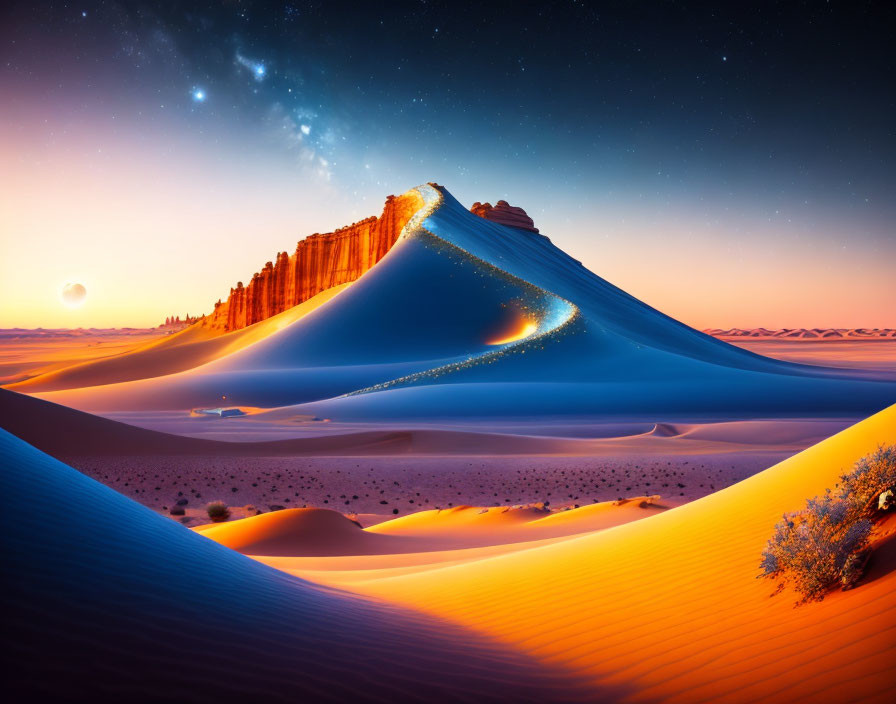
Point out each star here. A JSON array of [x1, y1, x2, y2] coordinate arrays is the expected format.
[[236, 54, 267, 81], [192, 89, 206, 102]]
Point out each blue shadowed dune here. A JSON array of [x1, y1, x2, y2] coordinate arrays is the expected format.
[[0, 427, 584, 701]]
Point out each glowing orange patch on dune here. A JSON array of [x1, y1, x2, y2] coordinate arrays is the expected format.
[[486, 317, 538, 345]]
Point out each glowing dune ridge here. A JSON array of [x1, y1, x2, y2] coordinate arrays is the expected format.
[[344, 183, 580, 397], [13, 182, 896, 417], [213, 403, 896, 703]]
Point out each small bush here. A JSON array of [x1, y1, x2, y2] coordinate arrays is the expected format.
[[836, 445, 896, 515], [206, 501, 231, 522], [760, 445, 895, 603]]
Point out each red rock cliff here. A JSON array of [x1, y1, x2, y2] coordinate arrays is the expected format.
[[204, 191, 423, 333], [470, 200, 539, 233]]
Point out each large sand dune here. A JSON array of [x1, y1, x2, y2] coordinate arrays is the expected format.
[[219, 404, 896, 703], [13, 184, 894, 419]]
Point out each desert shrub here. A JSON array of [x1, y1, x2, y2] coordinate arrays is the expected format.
[[835, 445, 896, 516], [759, 445, 895, 603], [206, 501, 231, 522]]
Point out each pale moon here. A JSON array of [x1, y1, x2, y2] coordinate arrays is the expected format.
[[61, 282, 87, 307]]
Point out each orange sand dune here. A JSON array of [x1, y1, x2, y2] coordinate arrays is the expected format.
[[368, 504, 554, 535], [6, 284, 350, 393], [198, 499, 671, 560], [367, 498, 671, 539], [196, 508, 397, 556], [246, 405, 896, 703], [0, 327, 168, 385], [204, 499, 673, 590]]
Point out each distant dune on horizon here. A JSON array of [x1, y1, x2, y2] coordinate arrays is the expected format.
[[706, 328, 896, 340]]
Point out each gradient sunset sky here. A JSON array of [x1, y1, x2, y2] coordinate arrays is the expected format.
[[1, 1, 893, 329]]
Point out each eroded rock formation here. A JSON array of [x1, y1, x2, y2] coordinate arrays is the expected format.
[[470, 200, 539, 233], [203, 192, 422, 333], [201, 189, 541, 335]]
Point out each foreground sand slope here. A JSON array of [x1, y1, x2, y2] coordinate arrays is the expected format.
[[307, 404, 896, 703], [0, 428, 592, 702]]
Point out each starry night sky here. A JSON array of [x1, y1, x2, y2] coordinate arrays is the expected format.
[[1, 1, 894, 328]]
